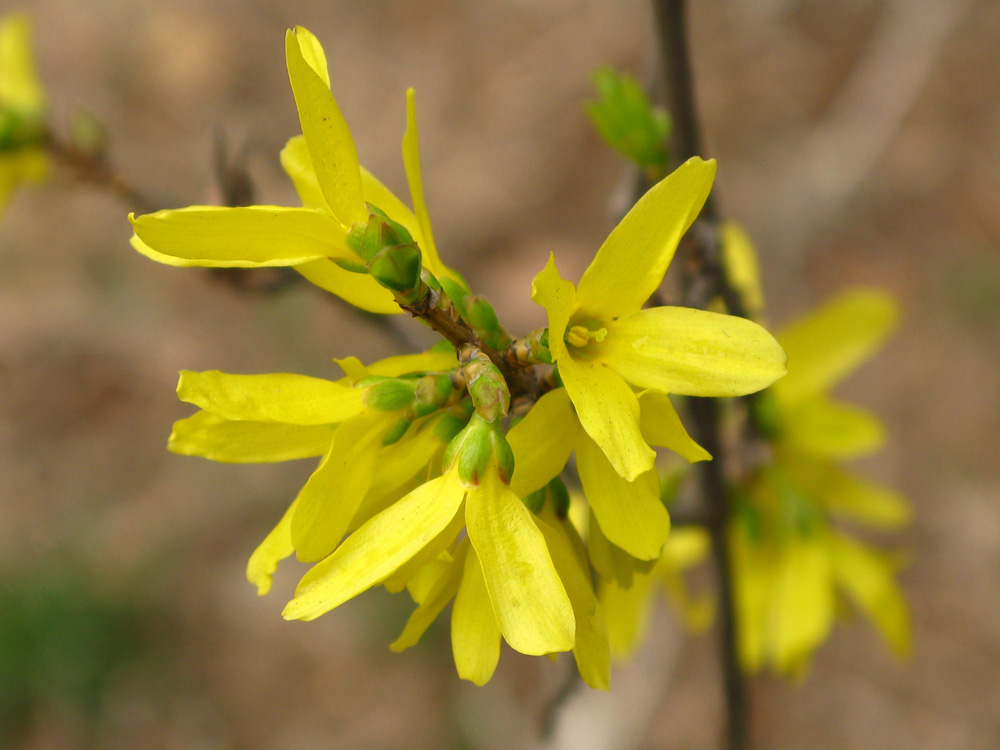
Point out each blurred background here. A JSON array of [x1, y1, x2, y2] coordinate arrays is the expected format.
[[2, 0, 998, 747]]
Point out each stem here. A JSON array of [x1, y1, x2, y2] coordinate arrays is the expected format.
[[651, 2, 749, 748], [43, 128, 156, 214], [398, 285, 541, 405]]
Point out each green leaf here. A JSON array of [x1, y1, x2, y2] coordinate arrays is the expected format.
[[585, 66, 671, 173]]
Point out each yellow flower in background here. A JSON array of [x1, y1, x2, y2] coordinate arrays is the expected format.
[[0, 12, 49, 213], [732, 289, 912, 676], [531, 157, 787, 482], [129, 26, 458, 313]]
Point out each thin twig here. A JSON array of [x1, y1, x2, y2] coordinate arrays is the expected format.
[[651, 2, 749, 749]]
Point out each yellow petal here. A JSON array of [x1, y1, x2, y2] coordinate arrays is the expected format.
[[775, 289, 899, 405], [283, 470, 467, 621], [536, 515, 610, 689], [290, 26, 330, 87], [176, 370, 364, 425], [0, 13, 45, 113], [451, 546, 502, 685], [290, 413, 390, 562], [602, 306, 787, 397], [782, 398, 885, 458], [770, 534, 835, 674], [577, 432, 668, 561], [828, 533, 911, 657], [294, 259, 401, 314], [730, 523, 772, 672], [507, 387, 580, 496], [169, 410, 333, 462], [280, 135, 328, 211], [720, 222, 765, 319], [638, 391, 711, 462], [392, 540, 467, 651], [381, 505, 465, 594], [129, 206, 349, 267], [285, 28, 366, 227], [791, 460, 911, 529], [575, 157, 715, 319], [247, 499, 298, 596], [402, 88, 453, 282], [466, 469, 575, 655], [599, 573, 655, 659], [364, 344, 459, 378]]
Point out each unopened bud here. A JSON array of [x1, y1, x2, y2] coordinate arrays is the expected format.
[[461, 347, 510, 423], [365, 378, 417, 412], [408, 373, 454, 420]]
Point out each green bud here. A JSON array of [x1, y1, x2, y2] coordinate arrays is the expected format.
[[0, 110, 44, 150], [750, 391, 782, 440], [440, 277, 471, 318], [444, 413, 515, 486], [408, 373, 454, 419], [69, 111, 107, 159], [547, 477, 570, 518], [522, 487, 546, 515], [461, 348, 510, 423], [382, 416, 412, 446], [465, 295, 511, 350], [434, 412, 469, 443], [365, 378, 417, 412], [369, 242, 422, 294]]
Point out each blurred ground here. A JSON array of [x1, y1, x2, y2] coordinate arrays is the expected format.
[[2, 0, 999, 748]]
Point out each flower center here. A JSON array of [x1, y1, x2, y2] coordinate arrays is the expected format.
[[565, 322, 607, 353]]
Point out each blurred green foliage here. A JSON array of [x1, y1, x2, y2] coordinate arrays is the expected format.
[[585, 66, 671, 176]]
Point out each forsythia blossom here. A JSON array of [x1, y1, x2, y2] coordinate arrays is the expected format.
[[0, 12, 48, 213], [132, 27, 790, 686]]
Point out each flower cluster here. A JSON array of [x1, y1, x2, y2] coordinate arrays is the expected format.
[[0, 12, 49, 213], [598, 226, 911, 678], [131, 27, 788, 687]]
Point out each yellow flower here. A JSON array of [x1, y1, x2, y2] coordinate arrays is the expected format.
[[0, 12, 49, 213], [531, 157, 787, 482], [280, 425, 578, 685], [129, 26, 457, 313], [732, 289, 911, 676]]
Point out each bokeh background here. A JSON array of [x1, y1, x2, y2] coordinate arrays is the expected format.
[[2, 0, 999, 747]]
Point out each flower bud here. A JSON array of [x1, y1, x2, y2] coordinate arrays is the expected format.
[[461, 348, 510, 423], [444, 413, 515, 487], [364, 378, 417, 412]]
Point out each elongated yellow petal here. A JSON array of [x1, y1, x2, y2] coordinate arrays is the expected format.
[[290, 413, 389, 562], [285, 28, 366, 227], [720, 222, 765, 320], [588, 510, 640, 588], [402, 88, 453, 281], [575, 157, 715, 319], [247, 499, 298, 596], [599, 573, 655, 659], [775, 289, 899, 405], [291, 26, 330, 87], [783, 398, 885, 458], [788, 457, 911, 529], [639, 391, 711, 462], [602, 306, 787, 397], [576, 434, 668, 560], [280, 135, 328, 211], [294, 259, 401, 314], [0, 13, 45, 113], [129, 206, 349, 267], [283, 470, 466, 620], [392, 541, 467, 651], [730, 524, 772, 672], [364, 344, 459, 377], [536, 516, 610, 689], [381, 507, 465, 593], [507, 387, 580, 496], [177, 370, 364, 425], [829, 533, 911, 657], [452, 546, 502, 685], [466, 469, 575, 655], [771, 534, 834, 674], [169, 410, 333, 462]]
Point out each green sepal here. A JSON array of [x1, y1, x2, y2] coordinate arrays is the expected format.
[[521, 487, 546, 515], [365, 378, 417, 412], [382, 416, 413, 446], [369, 242, 422, 294], [439, 276, 472, 318], [751, 391, 783, 440], [444, 413, 515, 486], [434, 412, 469, 442], [0, 109, 44, 150], [547, 477, 570, 518], [408, 373, 454, 419]]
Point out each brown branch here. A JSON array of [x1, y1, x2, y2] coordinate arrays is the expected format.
[[651, 2, 749, 749]]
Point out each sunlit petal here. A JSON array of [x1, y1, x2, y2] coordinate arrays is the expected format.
[[603, 305, 787, 397], [246, 499, 297, 596], [169, 410, 333, 462], [638, 391, 711, 462], [575, 157, 715, 319], [507, 387, 580, 496], [451, 546, 502, 685]]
